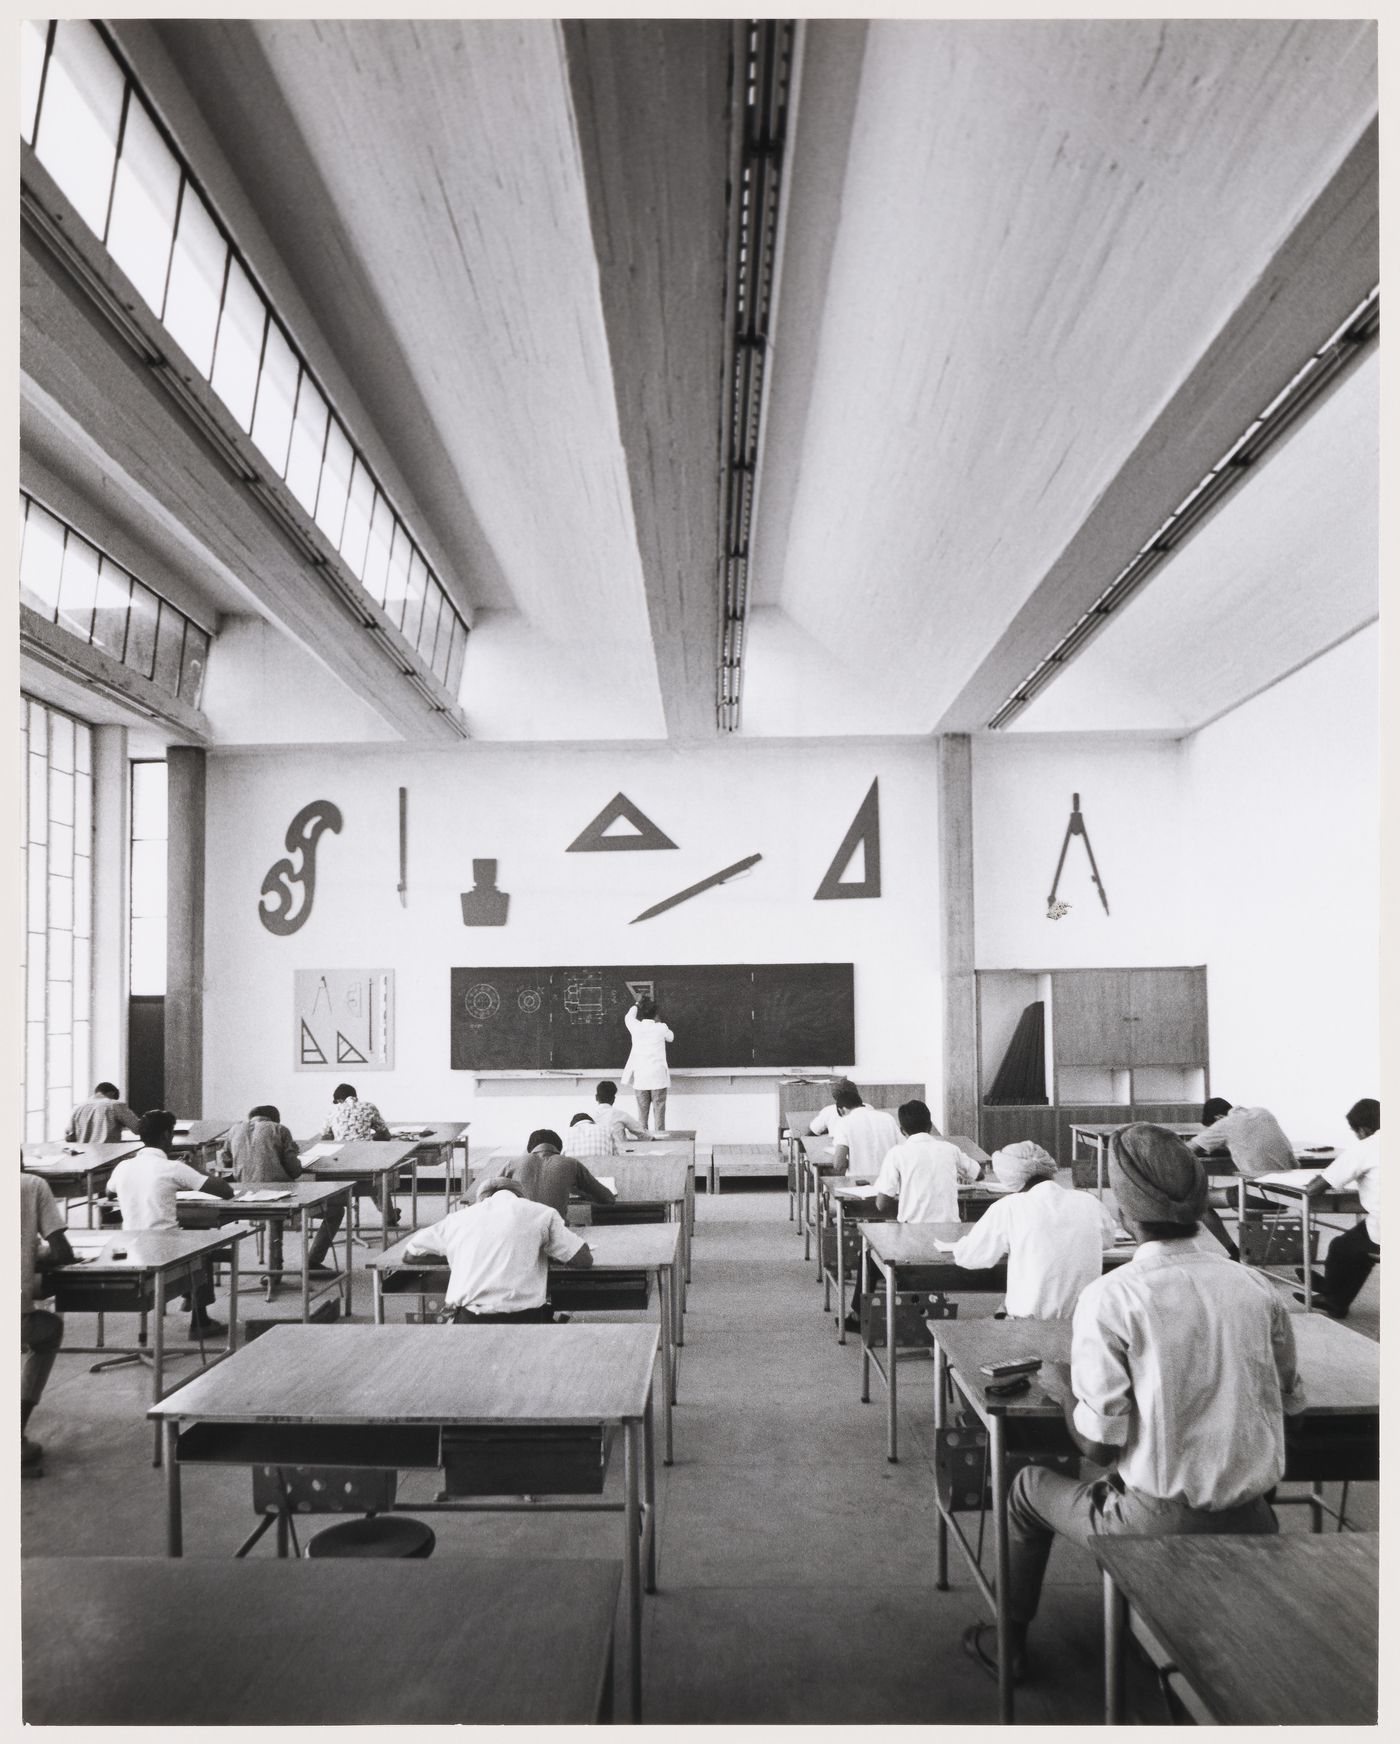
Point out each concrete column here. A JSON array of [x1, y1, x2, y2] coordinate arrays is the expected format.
[[938, 734, 978, 1140], [90, 724, 129, 1091], [165, 745, 205, 1115]]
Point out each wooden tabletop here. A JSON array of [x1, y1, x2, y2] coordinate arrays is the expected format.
[[172, 1119, 233, 1145], [1069, 1122, 1203, 1139], [55, 1225, 254, 1273], [148, 1321, 659, 1423], [605, 1157, 690, 1201], [617, 1136, 694, 1164], [373, 1219, 682, 1275], [933, 1310, 1378, 1419], [1093, 1533, 1377, 1725], [178, 1180, 350, 1221], [23, 1555, 621, 1725], [22, 1141, 141, 1172], [386, 1120, 469, 1144], [298, 1139, 420, 1176]]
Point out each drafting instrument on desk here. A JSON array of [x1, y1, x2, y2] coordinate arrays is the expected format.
[[397, 787, 408, 907], [1047, 792, 1110, 917], [631, 852, 763, 923]]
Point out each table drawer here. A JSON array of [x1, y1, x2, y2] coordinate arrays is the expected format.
[[441, 1426, 611, 1496]]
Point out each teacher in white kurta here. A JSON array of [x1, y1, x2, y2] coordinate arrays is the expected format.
[[622, 997, 674, 1132]]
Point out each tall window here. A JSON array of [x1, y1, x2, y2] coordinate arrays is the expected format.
[[21, 697, 93, 1140], [129, 761, 168, 996]]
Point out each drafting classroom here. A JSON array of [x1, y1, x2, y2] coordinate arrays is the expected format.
[[16, 17, 1381, 1732]]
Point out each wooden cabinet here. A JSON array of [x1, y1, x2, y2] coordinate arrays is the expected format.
[[1052, 970, 1132, 1065], [978, 965, 1209, 1162], [1128, 967, 1207, 1064]]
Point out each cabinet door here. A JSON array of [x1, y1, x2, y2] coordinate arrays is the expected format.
[[1052, 970, 1132, 1065], [1129, 968, 1207, 1065]]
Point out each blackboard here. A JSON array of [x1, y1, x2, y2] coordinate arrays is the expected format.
[[450, 964, 854, 1071]]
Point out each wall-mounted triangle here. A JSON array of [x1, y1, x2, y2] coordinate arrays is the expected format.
[[566, 792, 678, 853], [336, 1030, 369, 1064], [299, 1019, 327, 1065], [814, 779, 882, 900]]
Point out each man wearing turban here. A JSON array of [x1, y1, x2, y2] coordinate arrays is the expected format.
[[963, 1124, 1304, 1684], [944, 1141, 1120, 1319]]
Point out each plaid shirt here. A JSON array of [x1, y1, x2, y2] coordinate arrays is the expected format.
[[563, 1120, 617, 1161]]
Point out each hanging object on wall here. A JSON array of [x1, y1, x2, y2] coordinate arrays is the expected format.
[[397, 787, 408, 908], [259, 800, 343, 936], [294, 969, 394, 1072], [631, 852, 762, 923], [1047, 792, 1110, 918], [566, 792, 678, 853], [460, 858, 510, 926], [814, 779, 881, 900]]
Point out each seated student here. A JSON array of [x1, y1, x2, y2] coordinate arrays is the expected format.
[[947, 1141, 1119, 1319], [807, 1086, 846, 1136], [592, 1080, 654, 1143], [563, 1111, 618, 1162], [1189, 1098, 1296, 1260], [844, 1101, 979, 1330], [499, 1129, 617, 1220], [21, 1173, 75, 1478], [405, 1176, 593, 1322], [963, 1123, 1301, 1683], [219, 1105, 344, 1277], [1295, 1098, 1380, 1320], [64, 1082, 140, 1144], [828, 1082, 901, 1182], [107, 1110, 235, 1337], [319, 1081, 392, 1143]]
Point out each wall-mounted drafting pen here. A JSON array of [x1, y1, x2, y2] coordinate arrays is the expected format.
[[631, 853, 763, 923]]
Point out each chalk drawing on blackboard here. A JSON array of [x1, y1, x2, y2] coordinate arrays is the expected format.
[[518, 988, 543, 1014], [814, 779, 882, 900], [566, 793, 678, 853], [625, 979, 655, 1004], [564, 979, 607, 1024], [464, 983, 501, 1022]]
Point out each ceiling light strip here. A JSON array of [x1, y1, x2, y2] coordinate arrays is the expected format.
[[718, 20, 795, 732], [987, 285, 1380, 731]]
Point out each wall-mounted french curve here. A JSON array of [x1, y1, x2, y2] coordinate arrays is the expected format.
[[258, 800, 344, 936]]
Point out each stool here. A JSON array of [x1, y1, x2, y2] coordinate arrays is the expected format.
[[305, 1516, 435, 1559]]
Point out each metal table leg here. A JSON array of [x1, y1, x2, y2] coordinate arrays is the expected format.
[[623, 1418, 643, 1722], [990, 1411, 1014, 1723], [163, 1419, 182, 1553], [885, 1257, 899, 1462], [643, 1388, 657, 1594], [151, 1268, 166, 1467], [1300, 1191, 1314, 1311], [658, 1267, 673, 1465], [227, 1239, 240, 1350], [859, 1237, 872, 1403], [1104, 1569, 1127, 1723], [373, 1263, 385, 1324], [934, 1341, 949, 1590], [341, 1187, 353, 1317], [301, 1212, 311, 1323], [835, 1199, 847, 1340]]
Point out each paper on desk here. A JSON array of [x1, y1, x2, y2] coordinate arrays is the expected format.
[[301, 1142, 343, 1163], [934, 1238, 959, 1252], [597, 1177, 618, 1195], [176, 1189, 229, 1202], [1255, 1168, 1328, 1187], [234, 1189, 290, 1202]]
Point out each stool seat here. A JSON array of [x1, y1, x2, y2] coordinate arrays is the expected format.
[[305, 1516, 435, 1559]]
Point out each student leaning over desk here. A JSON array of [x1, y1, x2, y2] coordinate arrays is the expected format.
[[963, 1123, 1301, 1685], [405, 1176, 593, 1323], [1296, 1097, 1380, 1319], [219, 1105, 345, 1278], [64, 1081, 140, 1144]]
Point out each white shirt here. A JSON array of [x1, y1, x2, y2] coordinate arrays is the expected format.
[[951, 1181, 1116, 1317], [623, 1007, 673, 1091], [1323, 1131, 1379, 1241], [807, 1104, 839, 1136], [873, 1133, 979, 1222], [108, 1148, 207, 1231], [597, 1102, 646, 1141], [1191, 1106, 1294, 1178], [1071, 1230, 1304, 1509], [408, 1194, 584, 1312], [829, 1105, 901, 1181]]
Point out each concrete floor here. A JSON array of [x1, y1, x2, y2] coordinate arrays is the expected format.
[[22, 1183, 1378, 1724]]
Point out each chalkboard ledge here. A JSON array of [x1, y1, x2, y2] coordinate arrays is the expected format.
[[472, 1067, 851, 1081]]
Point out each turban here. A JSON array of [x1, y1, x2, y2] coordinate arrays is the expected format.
[[992, 1141, 1058, 1188], [1109, 1123, 1207, 1226]]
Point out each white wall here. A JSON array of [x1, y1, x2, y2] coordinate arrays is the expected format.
[[202, 741, 941, 1143], [972, 736, 1191, 970], [1181, 625, 1378, 1141]]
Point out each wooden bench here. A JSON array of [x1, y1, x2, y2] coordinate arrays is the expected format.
[[710, 1144, 787, 1193]]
